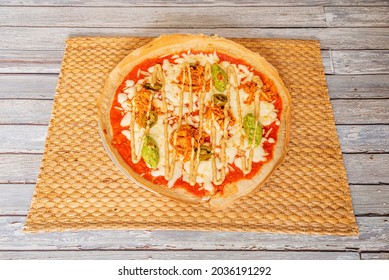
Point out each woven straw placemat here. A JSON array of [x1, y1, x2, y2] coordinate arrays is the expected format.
[[24, 37, 358, 235]]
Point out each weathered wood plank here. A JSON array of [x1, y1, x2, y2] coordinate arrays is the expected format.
[[332, 99, 389, 125], [3, 50, 384, 76], [5, 50, 385, 77], [0, 51, 62, 74], [2, 183, 387, 216], [0, 250, 360, 260], [336, 125, 389, 153], [2, 74, 388, 100], [361, 253, 389, 260], [0, 100, 53, 124], [1, 124, 387, 154], [2, 99, 387, 125], [0, 7, 326, 28], [1, 27, 388, 51], [0, 184, 34, 215], [0, 154, 42, 183], [0, 49, 381, 76], [332, 50, 389, 75], [350, 185, 389, 216], [326, 75, 389, 99], [344, 154, 389, 185], [325, 7, 389, 27], [0, 125, 47, 153], [0, 50, 334, 75], [1, 154, 387, 184], [0, 216, 387, 251], [322, 50, 334, 75], [0, 0, 386, 7], [0, 74, 58, 99]]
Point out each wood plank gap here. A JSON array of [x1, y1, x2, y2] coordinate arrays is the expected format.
[[331, 98, 389, 100], [330, 95, 389, 99], [335, 123, 389, 126], [325, 5, 389, 7], [0, 215, 26, 217], [1, 180, 37, 184], [0, 5, 326, 8], [0, 73, 58, 75], [0, 0, 386, 8], [0, 182, 35, 184], [0, 152, 43, 155], [0, 26, 333, 29], [0, 123, 50, 126], [349, 183, 389, 186], [343, 152, 389, 155], [328, 73, 389, 76], [0, 183, 34, 185], [0, 248, 362, 253], [0, 98, 54, 101], [356, 214, 389, 217], [336, 123, 389, 126], [0, 123, 49, 126], [0, 72, 59, 75], [360, 250, 389, 253]]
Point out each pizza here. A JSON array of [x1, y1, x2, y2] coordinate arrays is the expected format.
[[97, 34, 291, 209]]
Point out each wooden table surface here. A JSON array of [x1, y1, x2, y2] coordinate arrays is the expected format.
[[0, 0, 388, 260]]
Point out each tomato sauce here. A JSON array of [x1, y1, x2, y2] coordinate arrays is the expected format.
[[110, 51, 282, 197]]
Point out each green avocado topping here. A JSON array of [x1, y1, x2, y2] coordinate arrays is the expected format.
[[243, 113, 263, 146], [211, 63, 228, 92], [141, 135, 159, 168]]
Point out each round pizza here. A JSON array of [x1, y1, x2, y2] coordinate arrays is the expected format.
[[97, 34, 291, 209]]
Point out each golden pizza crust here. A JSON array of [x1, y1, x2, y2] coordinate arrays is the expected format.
[[97, 34, 291, 209]]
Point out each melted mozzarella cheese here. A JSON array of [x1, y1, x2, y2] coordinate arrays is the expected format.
[[133, 123, 145, 155], [124, 86, 135, 99], [118, 51, 281, 190], [168, 161, 183, 188], [259, 101, 278, 126], [196, 160, 214, 184], [117, 93, 128, 104], [213, 122, 223, 146], [203, 182, 214, 192], [120, 112, 131, 127], [164, 83, 181, 106], [175, 52, 219, 67], [121, 129, 131, 139], [252, 145, 266, 162], [125, 80, 134, 87], [225, 146, 238, 164], [151, 166, 165, 177], [162, 59, 171, 71]]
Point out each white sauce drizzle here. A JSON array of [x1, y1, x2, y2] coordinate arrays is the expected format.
[[125, 54, 268, 187]]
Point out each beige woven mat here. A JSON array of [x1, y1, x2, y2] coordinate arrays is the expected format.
[[24, 37, 358, 235]]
